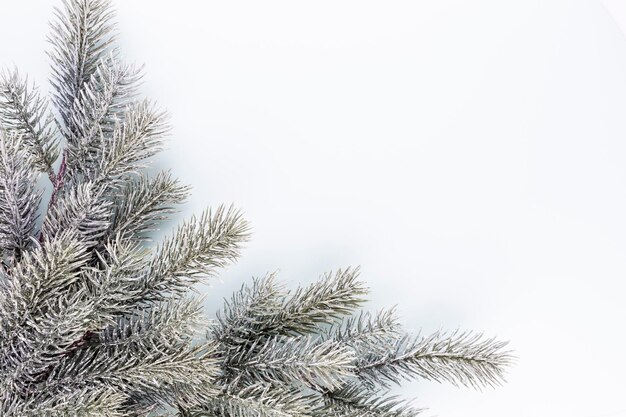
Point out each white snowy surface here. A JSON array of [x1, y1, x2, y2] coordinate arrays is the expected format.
[[2, 1, 626, 416]]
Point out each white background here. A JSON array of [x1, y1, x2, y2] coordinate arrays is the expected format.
[[2, 1, 626, 416]]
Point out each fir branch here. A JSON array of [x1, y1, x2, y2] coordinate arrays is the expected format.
[[0, 234, 93, 394], [214, 268, 368, 349], [322, 308, 403, 350], [41, 101, 169, 248], [213, 273, 286, 346], [0, 293, 99, 396], [0, 131, 42, 259], [44, 340, 219, 409], [40, 182, 112, 246], [316, 385, 422, 417], [44, 320, 219, 411], [277, 268, 368, 335], [98, 233, 150, 276], [50, 236, 158, 327], [0, 0, 513, 414], [64, 56, 142, 176], [85, 235, 151, 317], [97, 297, 208, 351], [0, 232, 90, 327], [144, 205, 250, 300], [48, 0, 117, 134], [187, 384, 315, 417], [356, 331, 513, 390], [2, 387, 127, 417], [225, 336, 356, 391], [109, 171, 190, 241], [86, 99, 167, 184], [0, 70, 59, 179]]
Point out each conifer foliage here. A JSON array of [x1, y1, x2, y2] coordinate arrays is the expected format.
[[0, 1, 513, 415]]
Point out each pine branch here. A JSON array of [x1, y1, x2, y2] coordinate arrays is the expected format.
[[356, 331, 513, 389], [64, 56, 142, 177], [84, 236, 151, 317], [109, 171, 190, 241], [144, 206, 250, 300], [214, 268, 368, 349], [322, 308, 403, 350], [0, 70, 59, 179], [2, 387, 127, 417], [0, 232, 90, 331], [44, 340, 219, 409], [0, 131, 42, 259], [0, 0, 513, 414], [0, 234, 93, 394], [97, 297, 208, 351], [40, 101, 170, 249], [187, 384, 315, 417], [0, 294, 99, 396], [315, 385, 422, 417], [277, 268, 368, 335], [48, 0, 117, 134], [85, 99, 167, 184], [37, 297, 216, 407], [213, 273, 286, 346], [98, 233, 150, 277], [40, 182, 112, 246], [225, 336, 356, 391]]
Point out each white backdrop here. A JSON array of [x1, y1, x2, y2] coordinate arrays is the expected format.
[[2, 1, 626, 416]]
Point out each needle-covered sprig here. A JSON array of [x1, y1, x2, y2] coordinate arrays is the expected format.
[[0, 1, 513, 415]]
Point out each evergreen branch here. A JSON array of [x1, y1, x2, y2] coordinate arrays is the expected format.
[[357, 330, 513, 389], [97, 297, 208, 350], [144, 205, 250, 300], [315, 385, 422, 417], [0, 240, 154, 394], [45, 340, 219, 409], [76, 307, 218, 413], [84, 236, 151, 317], [92, 99, 168, 184], [278, 268, 368, 335], [225, 336, 356, 391], [0, 70, 59, 178], [0, 232, 90, 330], [214, 269, 368, 351], [322, 308, 403, 350], [98, 233, 150, 277], [48, 0, 117, 133], [186, 384, 315, 417], [2, 387, 126, 417], [64, 56, 142, 176], [0, 234, 92, 394], [0, 293, 99, 396], [41, 100, 169, 248], [0, 131, 42, 259], [0, 0, 513, 413], [41, 182, 112, 246], [213, 273, 286, 346], [109, 171, 190, 241]]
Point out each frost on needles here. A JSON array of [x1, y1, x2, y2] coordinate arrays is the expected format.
[[0, 0, 513, 416]]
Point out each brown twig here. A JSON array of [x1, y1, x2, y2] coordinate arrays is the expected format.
[[49, 150, 67, 207]]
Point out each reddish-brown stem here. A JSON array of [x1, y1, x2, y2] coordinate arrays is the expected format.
[[48, 151, 67, 207]]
